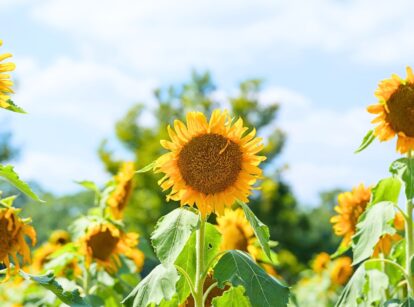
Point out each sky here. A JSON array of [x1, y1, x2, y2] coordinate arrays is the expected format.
[[0, 0, 413, 205]]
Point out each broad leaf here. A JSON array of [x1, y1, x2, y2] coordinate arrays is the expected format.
[[213, 250, 289, 307], [175, 223, 222, 303], [151, 207, 199, 265], [19, 271, 88, 306], [403, 297, 414, 307], [0, 164, 43, 202], [390, 158, 414, 200], [370, 177, 401, 206], [355, 129, 375, 153], [352, 201, 395, 265], [123, 264, 179, 307], [365, 270, 389, 305], [238, 200, 271, 260], [212, 286, 251, 307], [335, 265, 366, 307]]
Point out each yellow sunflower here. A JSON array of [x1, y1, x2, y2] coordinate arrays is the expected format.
[[155, 109, 265, 217], [0, 207, 36, 281], [107, 161, 135, 219], [312, 252, 331, 274], [80, 222, 144, 274], [367, 66, 414, 153], [330, 257, 353, 286], [331, 184, 371, 248], [0, 40, 15, 109]]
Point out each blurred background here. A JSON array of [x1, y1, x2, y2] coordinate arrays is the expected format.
[[0, 0, 413, 281]]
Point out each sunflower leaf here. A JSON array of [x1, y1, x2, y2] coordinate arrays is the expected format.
[[355, 129, 375, 153], [4, 99, 26, 113], [151, 207, 199, 265], [213, 250, 289, 307], [238, 200, 271, 261], [136, 161, 155, 173], [19, 271, 89, 306], [370, 177, 401, 206], [0, 164, 43, 202], [122, 264, 179, 307], [212, 286, 251, 307], [352, 201, 396, 265], [390, 157, 414, 200]]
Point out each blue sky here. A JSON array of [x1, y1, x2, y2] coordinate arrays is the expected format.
[[0, 0, 412, 205]]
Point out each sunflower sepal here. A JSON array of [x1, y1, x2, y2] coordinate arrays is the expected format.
[[0, 194, 18, 208], [4, 99, 26, 114], [135, 161, 155, 174], [355, 129, 376, 154]]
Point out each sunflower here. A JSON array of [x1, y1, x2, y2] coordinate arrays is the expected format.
[[107, 161, 135, 219], [0, 207, 36, 281], [330, 257, 353, 286], [155, 109, 265, 216], [0, 40, 15, 110], [80, 222, 144, 274], [331, 184, 371, 248], [312, 252, 331, 274], [367, 66, 414, 153], [216, 208, 258, 256], [32, 230, 71, 273]]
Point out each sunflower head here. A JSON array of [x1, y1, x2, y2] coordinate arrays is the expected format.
[[330, 257, 353, 286], [80, 222, 144, 274], [0, 207, 36, 281], [49, 230, 71, 245], [330, 184, 371, 248], [312, 252, 331, 274], [107, 161, 135, 219], [0, 40, 15, 110], [367, 66, 414, 153], [155, 110, 265, 217]]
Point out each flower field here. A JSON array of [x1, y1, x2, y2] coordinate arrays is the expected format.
[[1, 18, 414, 306]]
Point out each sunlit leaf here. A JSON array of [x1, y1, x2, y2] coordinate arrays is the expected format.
[[370, 177, 401, 206], [355, 129, 375, 153], [212, 286, 251, 307], [213, 250, 289, 307], [238, 200, 271, 260], [0, 164, 43, 202], [19, 271, 88, 306], [151, 207, 199, 265], [123, 264, 179, 307], [390, 157, 414, 200], [352, 201, 395, 264]]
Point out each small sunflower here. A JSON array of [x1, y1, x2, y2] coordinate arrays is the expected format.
[[0, 40, 15, 110], [107, 161, 135, 219], [155, 109, 265, 216], [0, 207, 36, 281], [216, 208, 257, 256], [312, 252, 331, 274], [331, 184, 371, 248], [367, 66, 414, 153], [80, 222, 144, 274], [330, 257, 353, 286]]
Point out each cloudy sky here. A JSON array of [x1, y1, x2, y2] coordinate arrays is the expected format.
[[0, 0, 412, 205]]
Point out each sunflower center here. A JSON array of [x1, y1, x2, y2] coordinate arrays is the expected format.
[[88, 229, 119, 261], [0, 216, 16, 259], [386, 83, 414, 137], [177, 133, 242, 194]]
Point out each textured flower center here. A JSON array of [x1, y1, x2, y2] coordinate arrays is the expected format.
[[177, 133, 242, 194], [88, 229, 119, 261], [0, 216, 15, 259], [386, 83, 414, 137]]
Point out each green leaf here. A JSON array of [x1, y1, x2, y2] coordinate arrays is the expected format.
[[370, 177, 401, 206], [402, 297, 414, 307], [136, 161, 155, 173], [151, 207, 199, 265], [237, 200, 271, 260], [19, 271, 88, 306], [4, 99, 26, 113], [213, 250, 289, 307], [335, 265, 366, 307], [212, 286, 251, 307], [352, 201, 396, 265], [390, 157, 414, 200], [0, 164, 43, 202], [122, 264, 179, 307], [355, 129, 376, 153], [76, 180, 100, 194], [175, 223, 222, 303], [364, 270, 389, 305], [331, 242, 351, 258]]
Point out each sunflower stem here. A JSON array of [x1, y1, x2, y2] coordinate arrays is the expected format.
[[406, 150, 414, 296], [194, 215, 206, 307]]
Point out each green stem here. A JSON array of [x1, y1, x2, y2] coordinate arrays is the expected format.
[[83, 265, 90, 295], [194, 216, 206, 307], [406, 150, 414, 296]]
